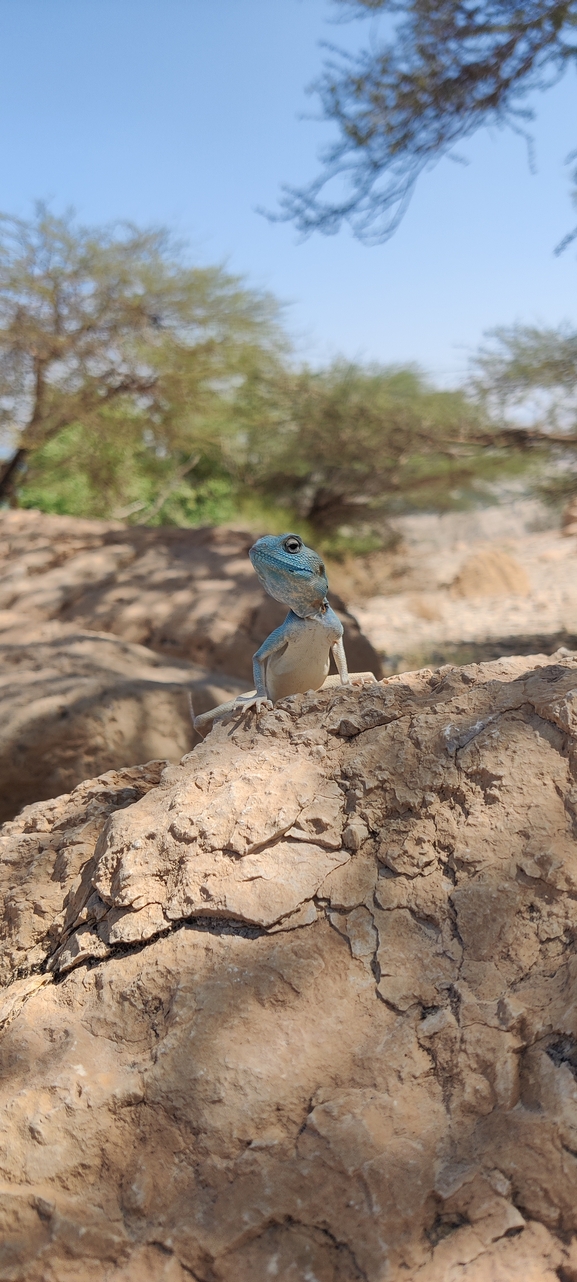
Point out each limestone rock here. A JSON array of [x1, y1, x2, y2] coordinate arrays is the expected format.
[[1, 652, 577, 1278], [0, 760, 166, 989], [0, 509, 381, 679]]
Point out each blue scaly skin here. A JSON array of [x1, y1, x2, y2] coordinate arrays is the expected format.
[[192, 532, 376, 732], [249, 532, 330, 618]]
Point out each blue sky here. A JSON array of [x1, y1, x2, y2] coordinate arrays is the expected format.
[[0, 0, 576, 382]]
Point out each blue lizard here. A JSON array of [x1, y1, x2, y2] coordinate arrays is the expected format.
[[192, 532, 376, 732]]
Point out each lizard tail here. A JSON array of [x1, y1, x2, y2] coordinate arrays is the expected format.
[[188, 689, 243, 733], [188, 690, 212, 736], [188, 690, 211, 733]]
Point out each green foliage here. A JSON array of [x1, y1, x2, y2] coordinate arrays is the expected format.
[[0, 203, 284, 502], [470, 323, 577, 508], [473, 324, 577, 409], [18, 420, 240, 527], [231, 360, 519, 543], [534, 467, 577, 508], [2, 207, 552, 542], [19, 427, 100, 518], [15, 350, 532, 543]]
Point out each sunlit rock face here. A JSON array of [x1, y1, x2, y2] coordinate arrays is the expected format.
[[1, 650, 577, 1280]]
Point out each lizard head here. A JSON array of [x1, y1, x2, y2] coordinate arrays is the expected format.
[[249, 533, 329, 617]]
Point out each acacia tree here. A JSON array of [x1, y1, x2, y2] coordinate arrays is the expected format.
[[470, 324, 577, 504], [0, 205, 282, 504], [279, 0, 577, 244], [1, 213, 533, 535], [231, 360, 516, 547], [474, 324, 577, 415]]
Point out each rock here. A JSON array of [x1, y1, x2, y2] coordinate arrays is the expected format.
[[1, 651, 577, 1278], [0, 617, 245, 822], [0, 509, 379, 819], [451, 547, 531, 598], [0, 760, 166, 989], [0, 509, 382, 680], [352, 504, 577, 676]]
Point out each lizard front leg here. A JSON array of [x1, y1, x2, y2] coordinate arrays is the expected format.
[[332, 638, 351, 685], [331, 639, 379, 688], [234, 641, 277, 715], [244, 656, 273, 712], [191, 690, 264, 733], [190, 639, 278, 733], [227, 653, 273, 718], [191, 682, 272, 733], [221, 652, 275, 718]]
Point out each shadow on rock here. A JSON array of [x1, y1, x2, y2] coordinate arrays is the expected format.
[[0, 623, 245, 822]]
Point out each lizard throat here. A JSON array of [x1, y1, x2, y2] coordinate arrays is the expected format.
[[296, 597, 329, 620]]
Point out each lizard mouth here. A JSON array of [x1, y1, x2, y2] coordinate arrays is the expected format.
[[253, 551, 315, 578]]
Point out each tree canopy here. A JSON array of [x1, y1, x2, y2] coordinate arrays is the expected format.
[[0, 207, 537, 547], [233, 360, 506, 550], [278, 0, 577, 244], [470, 322, 577, 504], [0, 204, 282, 502], [474, 323, 577, 411]]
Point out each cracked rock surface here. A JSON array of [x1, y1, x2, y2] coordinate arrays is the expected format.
[[2, 652, 577, 1278]]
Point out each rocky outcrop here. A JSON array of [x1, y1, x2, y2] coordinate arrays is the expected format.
[[0, 618, 244, 823], [0, 509, 380, 819], [1, 651, 577, 1279], [0, 509, 381, 680]]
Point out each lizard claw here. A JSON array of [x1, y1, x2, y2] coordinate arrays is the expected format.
[[233, 695, 273, 716], [190, 690, 273, 734]]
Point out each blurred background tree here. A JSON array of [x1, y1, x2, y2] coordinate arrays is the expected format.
[[0, 204, 283, 515], [0, 206, 554, 550], [471, 323, 577, 509], [231, 359, 527, 554]]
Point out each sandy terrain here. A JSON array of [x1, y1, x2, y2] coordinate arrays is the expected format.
[[351, 500, 577, 672]]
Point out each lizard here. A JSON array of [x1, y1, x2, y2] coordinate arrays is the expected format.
[[191, 531, 377, 733]]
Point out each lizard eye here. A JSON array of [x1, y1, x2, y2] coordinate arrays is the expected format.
[[283, 536, 302, 554]]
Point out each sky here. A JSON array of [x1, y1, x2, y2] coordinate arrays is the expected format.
[[0, 0, 576, 383]]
